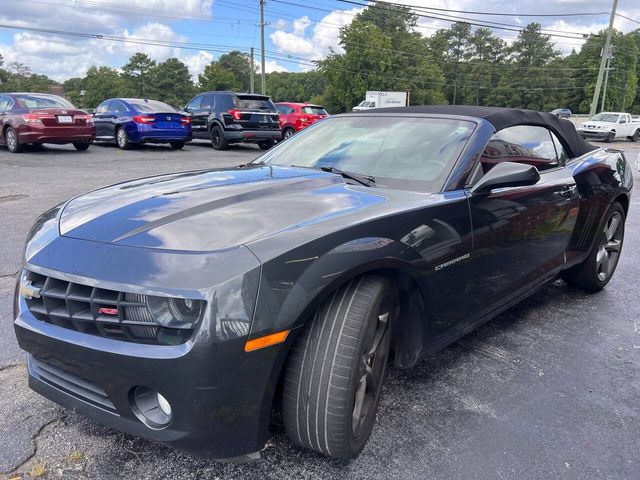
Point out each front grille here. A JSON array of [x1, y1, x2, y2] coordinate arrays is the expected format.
[[23, 271, 193, 345], [30, 356, 116, 413]]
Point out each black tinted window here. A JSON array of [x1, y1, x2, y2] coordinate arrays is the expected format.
[[0, 96, 12, 111], [201, 95, 214, 111], [481, 126, 558, 171], [111, 101, 128, 113], [186, 96, 203, 111], [276, 105, 293, 114], [129, 100, 176, 113], [236, 95, 276, 110], [95, 101, 110, 114]]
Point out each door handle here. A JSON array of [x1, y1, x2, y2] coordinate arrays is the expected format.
[[554, 185, 577, 198]]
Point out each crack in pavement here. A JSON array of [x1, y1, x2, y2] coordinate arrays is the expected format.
[[8, 415, 67, 476], [0, 363, 21, 373], [0, 271, 19, 279]]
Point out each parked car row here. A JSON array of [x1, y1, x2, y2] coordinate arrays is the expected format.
[[0, 91, 329, 153]]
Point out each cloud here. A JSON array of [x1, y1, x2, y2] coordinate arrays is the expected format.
[[265, 60, 288, 73], [181, 50, 215, 80], [269, 7, 362, 66]]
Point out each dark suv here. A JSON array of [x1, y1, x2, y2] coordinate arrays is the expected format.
[[183, 91, 280, 150]]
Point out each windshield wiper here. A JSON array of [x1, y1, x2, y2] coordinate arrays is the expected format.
[[320, 166, 375, 187]]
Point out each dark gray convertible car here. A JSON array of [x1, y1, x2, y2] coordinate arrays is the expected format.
[[14, 106, 632, 460]]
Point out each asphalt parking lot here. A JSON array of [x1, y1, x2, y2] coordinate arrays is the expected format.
[[1, 139, 639, 480]]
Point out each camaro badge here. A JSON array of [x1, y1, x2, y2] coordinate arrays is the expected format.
[[435, 253, 470, 271]]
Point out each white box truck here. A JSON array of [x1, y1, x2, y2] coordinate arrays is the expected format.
[[352, 91, 409, 111]]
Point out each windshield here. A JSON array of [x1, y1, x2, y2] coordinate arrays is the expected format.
[[128, 100, 177, 113], [591, 113, 620, 122], [254, 116, 475, 191], [301, 106, 328, 115], [236, 96, 276, 111], [15, 94, 74, 110]]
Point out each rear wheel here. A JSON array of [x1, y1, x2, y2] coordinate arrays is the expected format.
[[170, 141, 185, 150], [5, 127, 22, 153], [605, 131, 615, 143], [562, 202, 625, 292], [282, 127, 295, 140], [258, 140, 274, 150], [116, 127, 133, 150], [73, 142, 90, 151], [282, 275, 394, 458], [210, 125, 228, 150]]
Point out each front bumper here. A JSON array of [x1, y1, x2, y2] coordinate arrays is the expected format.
[[13, 232, 289, 459], [15, 310, 289, 458], [577, 129, 610, 140]]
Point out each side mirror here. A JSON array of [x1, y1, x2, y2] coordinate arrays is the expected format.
[[471, 161, 540, 195]]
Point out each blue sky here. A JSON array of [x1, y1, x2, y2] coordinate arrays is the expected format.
[[0, 0, 638, 81]]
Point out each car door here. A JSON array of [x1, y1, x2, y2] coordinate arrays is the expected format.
[[0, 95, 13, 141], [185, 95, 207, 138], [109, 100, 129, 137], [93, 101, 113, 139], [464, 125, 580, 316]]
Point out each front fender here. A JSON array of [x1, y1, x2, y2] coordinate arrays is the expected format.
[[247, 236, 424, 339]]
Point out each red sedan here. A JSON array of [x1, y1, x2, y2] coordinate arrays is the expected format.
[[0, 93, 95, 153], [275, 102, 329, 140]]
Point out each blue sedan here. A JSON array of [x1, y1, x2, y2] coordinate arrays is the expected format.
[[93, 98, 191, 149]]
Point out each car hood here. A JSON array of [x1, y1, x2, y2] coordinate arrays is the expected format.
[[59, 165, 388, 252]]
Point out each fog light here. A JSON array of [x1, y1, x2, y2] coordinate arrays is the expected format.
[[131, 386, 172, 429]]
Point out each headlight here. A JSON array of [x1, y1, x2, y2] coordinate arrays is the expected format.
[[146, 296, 204, 329]]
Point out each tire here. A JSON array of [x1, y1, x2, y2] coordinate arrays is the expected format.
[[631, 130, 639, 142], [282, 127, 295, 141], [605, 131, 615, 143], [170, 141, 185, 150], [258, 140, 275, 150], [116, 127, 133, 150], [210, 125, 228, 150], [73, 142, 90, 151], [282, 275, 394, 458], [562, 202, 625, 292], [5, 127, 22, 153]]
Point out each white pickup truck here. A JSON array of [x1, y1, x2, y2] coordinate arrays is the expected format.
[[577, 112, 640, 143]]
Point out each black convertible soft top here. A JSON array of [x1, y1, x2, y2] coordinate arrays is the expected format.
[[364, 105, 598, 158]]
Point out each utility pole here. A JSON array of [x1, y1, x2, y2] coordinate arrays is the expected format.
[[452, 79, 457, 105], [260, 0, 266, 94], [250, 47, 255, 93], [601, 46, 613, 112], [589, 0, 618, 116]]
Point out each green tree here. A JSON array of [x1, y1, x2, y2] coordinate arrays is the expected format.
[[318, 2, 445, 112], [122, 53, 156, 97], [147, 57, 194, 108], [82, 66, 125, 107], [198, 51, 252, 92]]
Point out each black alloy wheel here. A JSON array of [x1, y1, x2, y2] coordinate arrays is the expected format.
[[282, 275, 394, 458], [210, 125, 228, 150], [562, 202, 625, 292]]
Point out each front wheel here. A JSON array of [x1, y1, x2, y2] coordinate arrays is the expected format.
[[5, 127, 22, 153], [258, 140, 274, 150], [631, 130, 639, 142], [282, 275, 394, 458], [73, 142, 90, 151], [170, 141, 185, 150], [605, 131, 615, 143], [562, 202, 625, 292]]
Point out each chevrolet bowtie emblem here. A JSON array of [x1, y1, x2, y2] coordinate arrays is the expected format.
[[20, 279, 41, 299]]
